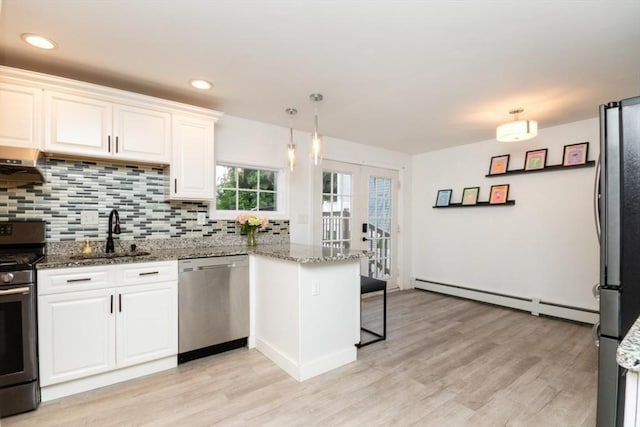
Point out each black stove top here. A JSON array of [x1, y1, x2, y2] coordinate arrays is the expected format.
[[0, 220, 46, 273]]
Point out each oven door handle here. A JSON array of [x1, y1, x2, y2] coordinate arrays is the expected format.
[[0, 286, 30, 296]]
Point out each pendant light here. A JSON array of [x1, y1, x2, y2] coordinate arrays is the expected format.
[[496, 108, 538, 142], [310, 93, 323, 165], [285, 108, 297, 172]]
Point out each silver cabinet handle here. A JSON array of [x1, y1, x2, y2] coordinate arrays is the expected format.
[[592, 321, 600, 347], [66, 277, 92, 283], [0, 286, 30, 295], [592, 283, 601, 301], [139, 271, 159, 276]]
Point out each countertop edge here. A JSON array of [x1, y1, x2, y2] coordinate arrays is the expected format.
[[36, 244, 367, 270], [617, 316, 640, 371]]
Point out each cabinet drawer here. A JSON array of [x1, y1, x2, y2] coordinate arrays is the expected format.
[[38, 265, 115, 295], [118, 261, 177, 285]]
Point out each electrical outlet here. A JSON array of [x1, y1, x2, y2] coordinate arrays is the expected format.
[[80, 211, 99, 226], [197, 212, 207, 225]]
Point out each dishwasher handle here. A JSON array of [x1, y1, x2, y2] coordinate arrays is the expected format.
[[197, 264, 236, 270]]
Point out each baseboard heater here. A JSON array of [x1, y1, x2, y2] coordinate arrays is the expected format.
[[414, 278, 599, 324]]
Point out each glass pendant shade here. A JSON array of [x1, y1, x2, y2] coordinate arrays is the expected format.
[[285, 108, 297, 171], [310, 94, 323, 166], [496, 119, 538, 142]]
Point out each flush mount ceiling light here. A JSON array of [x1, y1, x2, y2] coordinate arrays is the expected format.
[[496, 108, 538, 142], [189, 79, 213, 90], [310, 93, 323, 166], [21, 33, 57, 50], [285, 108, 297, 172]]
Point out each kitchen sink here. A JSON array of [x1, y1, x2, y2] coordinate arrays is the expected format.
[[69, 251, 151, 260]]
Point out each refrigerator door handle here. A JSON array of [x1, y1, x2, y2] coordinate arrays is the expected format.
[[594, 154, 601, 241], [592, 321, 600, 347]]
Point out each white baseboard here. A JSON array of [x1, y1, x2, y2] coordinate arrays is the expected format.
[[41, 356, 177, 402], [414, 278, 599, 324], [255, 337, 357, 382]]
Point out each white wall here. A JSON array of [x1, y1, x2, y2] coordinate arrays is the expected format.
[[411, 118, 599, 311], [215, 115, 413, 289]]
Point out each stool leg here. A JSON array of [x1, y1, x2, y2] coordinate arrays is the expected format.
[[382, 285, 387, 340]]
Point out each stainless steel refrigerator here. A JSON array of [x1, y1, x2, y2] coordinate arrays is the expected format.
[[597, 95, 640, 426]]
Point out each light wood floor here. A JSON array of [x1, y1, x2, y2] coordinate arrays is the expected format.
[[4, 289, 597, 426]]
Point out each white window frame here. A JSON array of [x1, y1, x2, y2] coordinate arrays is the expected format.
[[208, 161, 289, 221]]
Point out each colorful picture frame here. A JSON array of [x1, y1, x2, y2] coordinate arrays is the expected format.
[[435, 189, 452, 207], [489, 184, 509, 205], [563, 142, 589, 166], [489, 154, 510, 175], [461, 187, 480, 206], [524, 148, 548, 171]]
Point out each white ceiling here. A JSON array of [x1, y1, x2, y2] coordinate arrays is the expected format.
[[1, 0, 639, 154]]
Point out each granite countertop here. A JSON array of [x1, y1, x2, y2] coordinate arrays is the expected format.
[[37, 243, 366, 269], [617, 316, 640, 371]]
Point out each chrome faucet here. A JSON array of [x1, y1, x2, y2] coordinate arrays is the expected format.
[[105, 209, 121, 253]]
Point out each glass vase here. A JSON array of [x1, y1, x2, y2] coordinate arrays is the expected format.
[[246, 227, 257, 247]]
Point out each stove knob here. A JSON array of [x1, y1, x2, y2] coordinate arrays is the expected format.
[[1, 273, 15, 283]]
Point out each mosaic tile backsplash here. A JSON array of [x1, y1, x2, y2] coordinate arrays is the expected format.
[[0, 157, 289, 243]]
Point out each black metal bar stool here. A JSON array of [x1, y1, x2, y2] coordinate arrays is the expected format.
[[356, 276, 387, 348]]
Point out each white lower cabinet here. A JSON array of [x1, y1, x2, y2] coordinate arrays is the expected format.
[[38, 288, 116, 386], [37, 261, 178, 399], [626, 370, 640, 427], [116, 282, 177, 368]]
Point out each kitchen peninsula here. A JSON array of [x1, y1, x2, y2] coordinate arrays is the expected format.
[[36, 242, 363, 399]]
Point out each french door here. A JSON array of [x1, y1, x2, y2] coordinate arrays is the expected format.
[[319, 161, 398, 288]]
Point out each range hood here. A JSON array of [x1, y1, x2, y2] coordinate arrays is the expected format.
[[0, 146, 45, 185]]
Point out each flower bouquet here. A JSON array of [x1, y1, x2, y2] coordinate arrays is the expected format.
[[236, 213, 269, 246]]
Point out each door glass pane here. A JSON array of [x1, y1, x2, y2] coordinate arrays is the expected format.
[[367, 176, 393, 279], [322, 171, 352, 250], [0, 301, 24, 375]]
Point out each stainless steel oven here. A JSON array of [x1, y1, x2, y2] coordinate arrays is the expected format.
[[0, 221, 45, 418]]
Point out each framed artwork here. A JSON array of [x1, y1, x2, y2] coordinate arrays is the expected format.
[[461, 187, 480, 205], [524, 148, 548, 171], [489, 184, 509, 204], [563, 142, 589, 166], [435, 189, 452, 207], [489, 154, 510, 175]]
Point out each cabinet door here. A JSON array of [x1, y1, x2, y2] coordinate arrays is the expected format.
[[116, 282, 177, 367], [0, 83, 42, 148], [38, 289, 116, 386], [113, 104, 171, 164], [170, 114, 215, 200], [44, 90, 112, 157]]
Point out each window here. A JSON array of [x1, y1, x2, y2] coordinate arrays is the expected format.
[[216, 164, 279, 211], [321, 171, 352, 249]]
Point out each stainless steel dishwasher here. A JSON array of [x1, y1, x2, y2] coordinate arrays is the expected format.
[[178, 255, 249, 363]]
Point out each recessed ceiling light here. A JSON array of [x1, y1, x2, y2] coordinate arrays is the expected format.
[[189, 79, 213, 90], [21, 33, 57, 50]]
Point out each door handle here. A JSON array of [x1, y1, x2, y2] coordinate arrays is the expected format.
[[110, 295, 114, 314], [362, 237, 369, 242], [108, 135, 111, 152], [0, 286, 30, 295], [592, 283, 601, 301], [119, 294, 122, 313], [592, 321, 600, 347], [116, 136, 119, 153], [594, 154, 601, 241]]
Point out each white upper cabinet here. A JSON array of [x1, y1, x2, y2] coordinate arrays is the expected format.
[[113, 104, 170, 163], [45, 90, 171, 164], [170, 114, 216, 200], [45, 91, 112, 156], [0, 82, 42, 149]]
